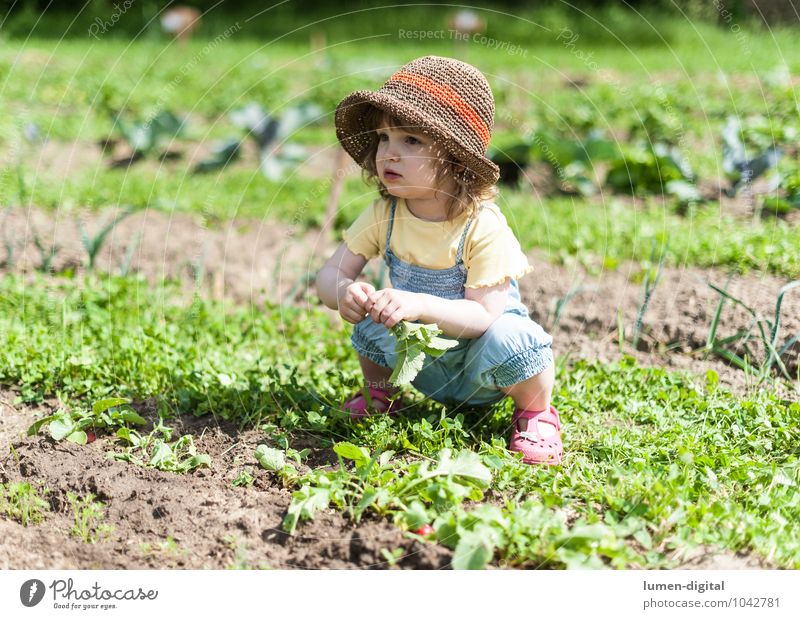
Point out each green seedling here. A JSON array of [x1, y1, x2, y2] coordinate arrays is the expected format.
[[704, 277, 800, 382], [32, 233, 59, 273], [67, 491, 113, 543], [118, 231, 142, 276], [254, 445, 300, 487], [0, 482, 50, 526], [380, 547, 405, 567], [606, 142, 696, 196], [77, 207, 134, 271], [551, 279, 594, 331], [631, 240, 667, 350], [282, 445, 491, 535], [28, 397, 144, 444], [232, 469, 255, 487], [388, 321, 459, 385], [138, 536, 186, 567], [111, 420, 212, 473]]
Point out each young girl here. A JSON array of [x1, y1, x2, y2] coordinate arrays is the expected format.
[[316, 56, 562, 465]]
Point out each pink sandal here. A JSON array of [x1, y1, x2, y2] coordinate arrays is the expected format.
[[509, 406, 563, 465], [344, 386, 403, 420]]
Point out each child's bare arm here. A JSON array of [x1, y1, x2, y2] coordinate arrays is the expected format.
[[364, 280, 510, 338], [418, 280, 509, 339], [316, 243, 374, 323]]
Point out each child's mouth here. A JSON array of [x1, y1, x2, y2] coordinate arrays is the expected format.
[[383, 170, 402, 181]]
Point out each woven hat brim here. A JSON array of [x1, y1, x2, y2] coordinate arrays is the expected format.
[[335, 90, 500, 185]]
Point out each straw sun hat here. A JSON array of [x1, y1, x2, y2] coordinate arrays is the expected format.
[[334, 55, 500, 185]]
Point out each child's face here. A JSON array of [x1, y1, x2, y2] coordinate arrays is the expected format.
[[374, 121, 454, 202]]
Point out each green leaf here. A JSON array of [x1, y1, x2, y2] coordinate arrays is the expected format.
[[49, 418, 75, 441], [354, 489, 379, 521], [452, 531, 494, 569], [333, 442, 370, 467], [26, 414, 59, 436], [432, 449, 492, 486], [149, 441, 174, 467], [255, 445, 285, 472], [119, 411, 147, 425], [283, 485, 331, 535], [390, 345, 425, 385], [92, 397, 131, 417], [183, 454, 211, 471], [425, 335, 459, 351], [65, 430, 87, 445]]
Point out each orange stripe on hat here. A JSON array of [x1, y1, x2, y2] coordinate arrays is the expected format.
[[389, 70, 490, 149]]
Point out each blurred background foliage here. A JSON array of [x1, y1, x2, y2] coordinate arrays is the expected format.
[[0, 0, 796, 43]]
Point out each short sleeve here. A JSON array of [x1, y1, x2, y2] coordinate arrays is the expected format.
[[464, 207, 534, 289], [341, 200, 386, 261]]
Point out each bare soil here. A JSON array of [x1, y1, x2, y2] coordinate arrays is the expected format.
[[0, 392, 451, 570]]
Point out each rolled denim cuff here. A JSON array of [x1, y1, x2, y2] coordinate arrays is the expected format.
[[351, 327, 389, 368], [492, 344, 554, 387]]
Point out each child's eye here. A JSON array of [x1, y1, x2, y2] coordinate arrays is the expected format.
[[405, 136, 421, 145]]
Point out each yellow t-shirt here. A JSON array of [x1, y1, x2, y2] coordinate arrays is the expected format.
[[341, 198, 534, 289]]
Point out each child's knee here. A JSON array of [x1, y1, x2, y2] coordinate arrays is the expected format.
[[471, 314, 554, 387]]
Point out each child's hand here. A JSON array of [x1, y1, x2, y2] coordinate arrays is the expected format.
[[365, 289, 425, 329], [337, 281, 376, 324]]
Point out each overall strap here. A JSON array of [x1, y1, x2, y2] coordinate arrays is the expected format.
[[455, 205, 485, 264], [384, 197, 397, 258]]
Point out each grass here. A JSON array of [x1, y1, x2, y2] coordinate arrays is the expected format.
[[67, 491, 113, 543], [0, 481, 50, 526], [0, 272, 798, 567]]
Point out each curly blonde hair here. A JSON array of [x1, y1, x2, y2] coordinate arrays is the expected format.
[[357, 106, 498, 222]]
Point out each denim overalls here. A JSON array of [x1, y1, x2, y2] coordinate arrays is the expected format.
[[351, 197, 553, 407]]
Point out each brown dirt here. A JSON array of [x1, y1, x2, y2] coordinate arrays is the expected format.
[[518, 253, 800, 399], [0, 396, 451, 570]]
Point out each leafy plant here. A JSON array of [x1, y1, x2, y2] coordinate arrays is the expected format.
[[254, 445, 300, 487], [631, 241, 667, 350], [32, 233, 60, 273], [193, 101, 323, 180], [27, 397, 145, 444], [388, 321, 459, 385], [722, 115, 782, 196], [109, 109, 187, 161], [282, 445, 491, 535], [762, 169, 800, 215], [605, 142, 695, 196], [232, 469, 255, 488], [67, 491, 113, 543], [0, 482, 50, 526], [111, 420, 212, 473]]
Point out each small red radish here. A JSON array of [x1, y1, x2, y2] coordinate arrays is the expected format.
[[415, 524, 434, 537], [86, 430, 97, 443]]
